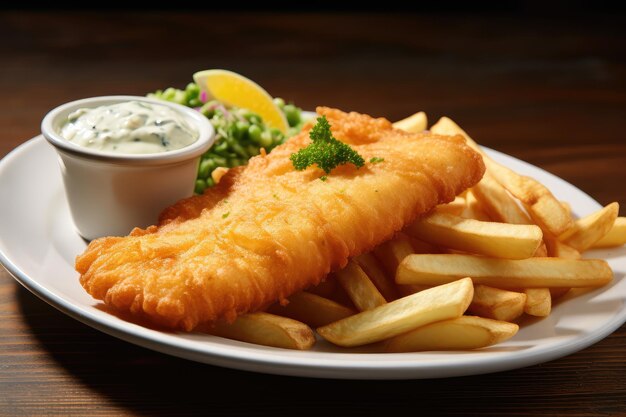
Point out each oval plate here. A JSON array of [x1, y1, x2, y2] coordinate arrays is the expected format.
[[1, 135, 624, 379]]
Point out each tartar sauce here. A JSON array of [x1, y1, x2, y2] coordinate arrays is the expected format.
[[60, 101, 198, 154]]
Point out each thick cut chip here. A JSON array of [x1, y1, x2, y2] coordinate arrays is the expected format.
[[392, 111, 427, 133], [210, 312, 315, 350], [385, 316, 519, 352], [467, 284, 527, 322], [267, 291, 355, 328], [397, 254, 613, 288], [336, 261, 387, 312], [523, 288, 552, 317], [545, 236, 581, 259], [373, 233, 418, 276], [462, 190, 492, 221], [354, 253, 399, 301], [316, 278, 474, 347], [471, 174, 532, 225], [559, 202, 619, 252], [406, 212, 543, 260], [592, 217, 626, 248]]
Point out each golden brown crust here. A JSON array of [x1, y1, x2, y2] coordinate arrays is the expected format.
[[76, 108, 485, 331]]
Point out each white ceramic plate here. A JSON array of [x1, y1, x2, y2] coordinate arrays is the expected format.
[[1, 136, 625, 379]]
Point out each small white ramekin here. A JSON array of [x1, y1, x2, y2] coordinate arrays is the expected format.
[[41, 95, 215, 241]]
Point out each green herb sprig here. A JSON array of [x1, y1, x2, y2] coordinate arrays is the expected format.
[[290, 116, 365, 174]]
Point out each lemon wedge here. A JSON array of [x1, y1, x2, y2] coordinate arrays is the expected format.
[[193, 69, 289, 134]]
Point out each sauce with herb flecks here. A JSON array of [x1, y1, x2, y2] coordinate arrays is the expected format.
[[60, 101, 198, 154]]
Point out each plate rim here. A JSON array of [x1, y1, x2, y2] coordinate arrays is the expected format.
[[1, 135, 624, 380]]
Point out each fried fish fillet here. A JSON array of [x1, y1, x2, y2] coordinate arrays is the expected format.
[[76, 107, 485, 331]]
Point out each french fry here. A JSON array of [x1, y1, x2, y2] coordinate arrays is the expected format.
[[267, 291, 356, 328], [336, 260, 387, 312], [210, 312, 315, 350], [462, 190, 492, 221], [354, 253, 399, 301], [467, 284, 527, 322], [406, 212, 543, 260], [396, 254, 613, 288], [559, 202, 619, 252], [373, 233, 417, 276], [435, 196, 466, 216], [392, 111, 428, 133], [372, 234, 435, 297], [385, 316, 519, 352], [400, 238, 435, 296], [317, 278, 474, 347], [430, 116, 478, 148], [431, 117, 573, 236], [534, 242, 548, 257], [488, 163, 574, 237], [592, 217, 626, 248], [471, 173, 532, 225], [523, 288, 552, 317], [545, 235, 581, 259], [561, 201, 572, 218]]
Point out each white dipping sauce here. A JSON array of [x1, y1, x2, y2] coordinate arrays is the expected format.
[[60, 101, 198, 154]]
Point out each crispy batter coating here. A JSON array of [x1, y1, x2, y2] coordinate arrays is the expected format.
[[76, 107, 485, 330]]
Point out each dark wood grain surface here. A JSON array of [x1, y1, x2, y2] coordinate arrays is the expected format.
[[1, 10, 625, 416]]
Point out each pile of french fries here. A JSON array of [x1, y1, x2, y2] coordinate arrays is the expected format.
[[209, 112, 625, 352]]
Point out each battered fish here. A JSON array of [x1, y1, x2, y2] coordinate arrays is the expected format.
[[76, 107, 485, 331]]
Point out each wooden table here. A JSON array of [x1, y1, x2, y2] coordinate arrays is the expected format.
[[1, 11, 624, 416]]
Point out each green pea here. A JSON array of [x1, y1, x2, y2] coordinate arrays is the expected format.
[[235, 121, 249, 140], [186, 82, 199, 95], [162, 87, 177, 100], [205, 177, 215, 188], [270, 128, 284, 143], [188, 98, 202, 107], [283, 104, 301, 127], [198, 158, 215, 179], [273, 97, 285, 109], [173, 90, 187, 105], [259, 130, 273, 148], [194, 179, 207, 194], [226, 126, 239, 143], [248, 124, 262, 144], [248, 115, 262, 125]]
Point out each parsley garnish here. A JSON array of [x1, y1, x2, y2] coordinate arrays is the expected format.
[[320, 175, 328, 181], [290, 116, 365, 174], [370, 157, 384, 164], [222, 212, 230, 219]]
